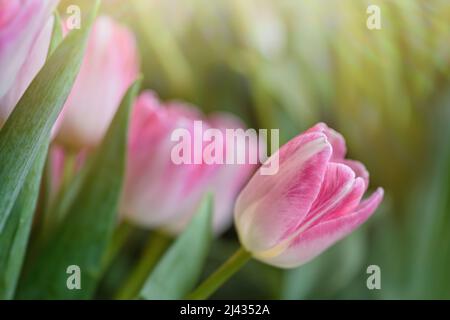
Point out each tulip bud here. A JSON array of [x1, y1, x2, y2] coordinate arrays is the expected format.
[[234, 122, 384, 268], [121, 91, 257, 234], [56, 16, 139, 150], [0, 0, 58, 126], [165, 111, 258, 234]]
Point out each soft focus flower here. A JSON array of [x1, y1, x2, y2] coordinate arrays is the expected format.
[[234, 122, 384, 268], [56, 16, 139, 150], [0, 0, 58, 126], [121, 91, 256, 234], [204, 113, 258, 233]]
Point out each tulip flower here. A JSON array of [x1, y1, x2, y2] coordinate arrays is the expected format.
[[121, 91, 257, 234], [234, 122, 384, 268], [165, 111, 258, 234], [187, 123, 383, 299], [0, 0, 58, 126], [56, 16, 139, 150], [205, 113, 258, 233]]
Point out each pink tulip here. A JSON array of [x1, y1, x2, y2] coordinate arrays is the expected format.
[[205, 113, 259, 233], [0, 0, 58, 126], [56, 16, 139, 150], [234, 122, 384, 268], [121, 91, 257, 234]]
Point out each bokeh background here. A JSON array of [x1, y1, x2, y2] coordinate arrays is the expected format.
[[60, 0, 450, 299]]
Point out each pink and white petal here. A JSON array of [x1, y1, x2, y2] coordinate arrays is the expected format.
[[121, 132, 179, 226], [306, 122, 347, 161], [0, 15, 54, 124], [0, 0, 57, 97], [298, 162, 357, 230], [235, 133, 332, 253], [122, 98, 219, 227], [341, 159, 369, 189], [205, 113, 257, 234], [57, 16, 139, 149], [236, 132, 329, 214], [262, 187, 384, 268], [314, 177, 366, 224], [209, 161, 256, 234]]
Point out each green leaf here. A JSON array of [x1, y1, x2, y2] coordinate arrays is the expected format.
[[407, 93, 450, 298], [0, 141, 49, 299], [0, 1, 100, 232], [24, 12, 64, 243], [17, 80, 141, 299], [48, 11, 63, 57], [0, 9, 68, 300], [139, 195, 213, 300]]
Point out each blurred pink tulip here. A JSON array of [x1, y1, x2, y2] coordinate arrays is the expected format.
[[0, 0, 58, 126], [56, 16, 139, 150], [121, 91, 256, 234], [234, 122, 384, 268], [205, 113, 259, 233]]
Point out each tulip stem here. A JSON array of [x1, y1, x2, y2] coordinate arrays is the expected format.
[[40, 151, 77, 237], [101, 222, 133, 274], [186, 247, 251, 300], [116, 230, 171, 299], [61, 151, 77, 191]]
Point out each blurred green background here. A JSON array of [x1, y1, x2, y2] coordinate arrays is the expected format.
[[61, 0, 450, 299]]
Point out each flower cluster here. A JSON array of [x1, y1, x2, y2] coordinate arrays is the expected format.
[[0, 0, 383, 284]]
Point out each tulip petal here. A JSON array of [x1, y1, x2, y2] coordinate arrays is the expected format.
[[56, 16, 139, 149], [342, 159, 370, 189], [314, 177, 366, 223], [298, 162, 358, 229], [235, 132, 332, 253], [204, 113, 257, 234], [0, 16, 54, 124], [306, 122, 347, 160], [122, 94, 219, 228], [0, 0, 57, 97], [263, 187, 384, 268]]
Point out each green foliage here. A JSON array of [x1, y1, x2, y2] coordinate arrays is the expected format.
[[17, 80, 140, 299], [139, 195, 213, 299], [2, 0, 450, 300], [0, 3, 98, 232], [0, 142, 48, 299]]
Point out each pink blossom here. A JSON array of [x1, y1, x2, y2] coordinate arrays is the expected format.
[[0, 0, 58, 126], [56, 16, 139, 149], [234, 122, 384, 268], [121, 91, 257, 234]]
